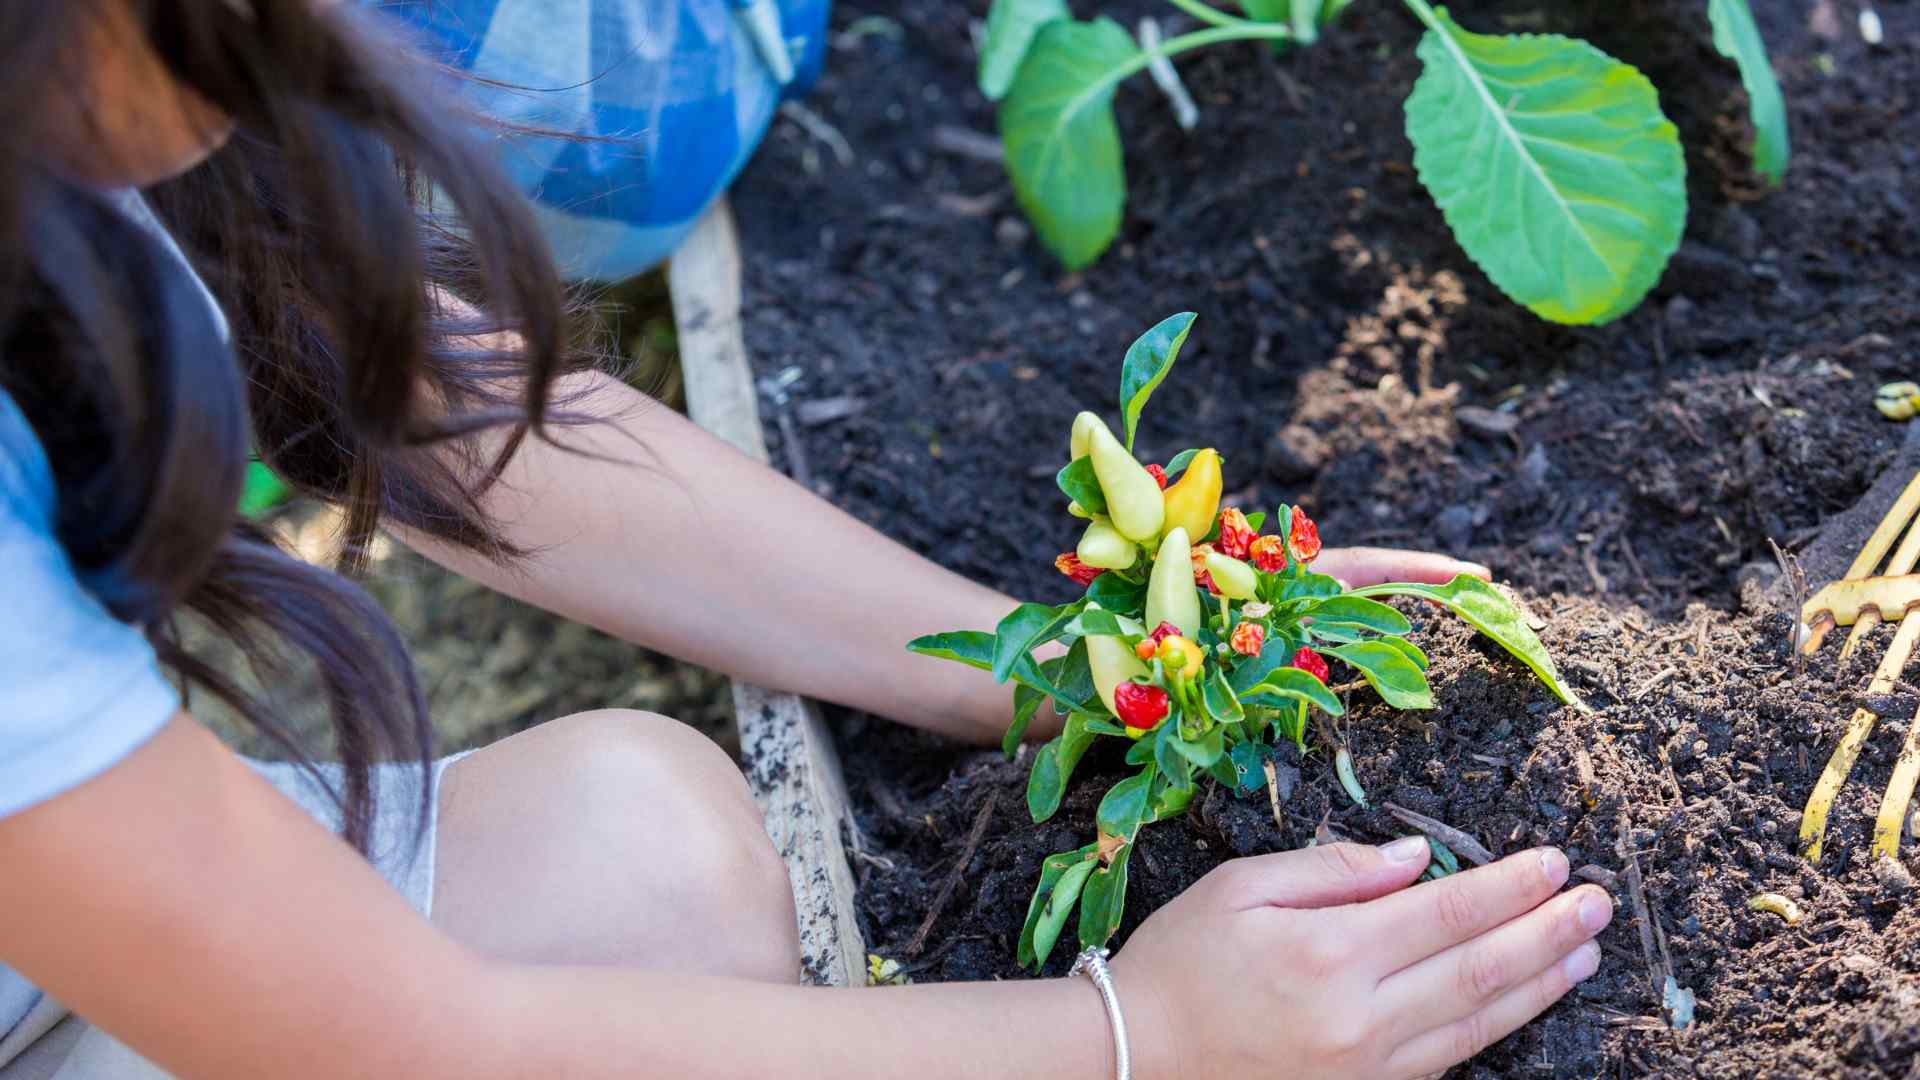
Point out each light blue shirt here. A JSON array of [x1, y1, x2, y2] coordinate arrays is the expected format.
[[0, 212, 186, 1045]]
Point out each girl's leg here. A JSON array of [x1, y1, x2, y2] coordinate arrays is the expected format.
[[429, 709, 800, 983]]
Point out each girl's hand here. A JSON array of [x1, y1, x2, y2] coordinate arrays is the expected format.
[[1113, 840, 1609, 1079]]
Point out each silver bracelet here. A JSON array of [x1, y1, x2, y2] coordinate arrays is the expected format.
[[1069, 947, 1131, 1080]]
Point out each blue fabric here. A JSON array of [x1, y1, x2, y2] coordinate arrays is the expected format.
[[0, 389, 180, 1043], [375, 0, 832, 281]]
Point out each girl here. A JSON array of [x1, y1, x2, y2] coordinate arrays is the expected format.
[[0, 3, 1611, 1077]]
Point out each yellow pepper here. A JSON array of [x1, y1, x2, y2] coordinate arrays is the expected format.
[[1085, 417, 1165, 541], [1160, 449, 1221, 542], [1076, 519, 1137, 570], [1145, 527, 1202, 638], [1084, 603, 1150, 716], [1201, 550, 1257, 600], [1156, 634, 1202, 680]]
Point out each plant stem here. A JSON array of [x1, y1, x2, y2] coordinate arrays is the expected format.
[[1164, 0, 1247, 29], [1106, 21, 1295, 91], [1400, 0, 1445, 33]]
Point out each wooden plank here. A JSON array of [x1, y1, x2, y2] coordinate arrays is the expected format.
[[668, 198, 868, 987]]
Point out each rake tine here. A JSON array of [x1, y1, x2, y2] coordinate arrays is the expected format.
[[1874, 724, 1920, 860], [1800, 477, 1920, 862]]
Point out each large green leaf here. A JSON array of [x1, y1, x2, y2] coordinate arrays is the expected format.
[[1326, 641, 1434, 710], [1354, 574, 1586, 710], [993, 602, 1081, 683], [999, 18, 1140, 270], [978, 0, 1070, 101], [1708, 0, 1789, 184], [1078, 846, 1133, 950], [1096, 767, 1156, 840], [1006, 685, 1044, 758], [1401, 4, 1686, 325], [1028, 713, 1100, 822], [1018, 842, 1101, 970], [1302, 595, 1413, 635], [1119, 312, 1197, 452], [1246, 667, 1345, 715], [907, 631, 996, 670], [1028, 855, 1098, 970], [239, 461, 290, 517], [1086, 572, 1146, 613]]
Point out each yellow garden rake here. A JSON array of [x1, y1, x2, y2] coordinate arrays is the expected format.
[[1798, 471, 1920, 862]]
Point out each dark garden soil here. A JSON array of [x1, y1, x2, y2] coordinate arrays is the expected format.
[[731, 0, 1920, 1074]]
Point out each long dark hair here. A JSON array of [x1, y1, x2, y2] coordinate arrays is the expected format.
[[0, 0, 579, 850]]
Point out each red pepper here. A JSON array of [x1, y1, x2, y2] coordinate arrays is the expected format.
[[1292, 646, 1329, 684], [1249, 534, 1287, 574], [1230, 622, 1265, 657], [1189, 542, 1220, 595], [1217, 507, 1256, 560], [1114, 682, 1170, 733], [1055, 552, 1104, 586], [1288, 507, 1322, 564], [1145, 463, 1169, 490]]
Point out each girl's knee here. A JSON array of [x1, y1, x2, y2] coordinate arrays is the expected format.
[[436, 708, 798, 980]]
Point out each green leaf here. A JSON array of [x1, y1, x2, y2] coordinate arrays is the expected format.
[[1708, 0, 1789, 184], [1029, 856, 1098, 970], [979, 0, 1070, 101], [239, 461, 290, 518], [1006, 685, 1043, 759], [1249, 667, 1345, 716], [1243, 510, 1267, 532], [1174, 725, 1226, 770], [994, 602, 1082, 684], [1045, 638, 1098, 712], [1402, 5, 1686, 325], [907, 630, 996, 670], [1203, 668, 1246, 727], [1380, 635, 1431, 671], [1097, 767, 1156, 840], [1018, 843, 1101, 970], [1119, 312, 1197, 452], [1240, 0, 1288, 19], [1153, 721, 1194, 792], [1125, 736, 1157, 766], [1354, 574, 1585, 709], [1028, 713, 1099, 822], [999, 18, 1140, 270], [1229, 635, 1298, 694], [1056, 456, 1109, 517], [1228, 740, 1268, 795], [1063, 608, 1142, 639], [1078, 845, 1132, 950], [1084, 718, 1131, 738], [1306, 623, 1371, 645], [1277, 573, 1344, 603], [1086, 572, 1147, 614], [1302, 595, 1413, 635], [1164, 448, 1207, 480], [1327, 641, 1435, 710], [1152, 782, 1195, 820]]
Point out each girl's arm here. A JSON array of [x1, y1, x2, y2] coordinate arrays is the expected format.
[[398, 373, 1485, 745], [0, 715, 1603, 1080]]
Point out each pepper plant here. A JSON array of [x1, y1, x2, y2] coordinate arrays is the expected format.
[[981, 0, 1789, 325], [910, 312, 1583, 970]]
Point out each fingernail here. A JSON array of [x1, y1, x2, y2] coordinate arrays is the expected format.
[[1562, 942, 1601, 983], [1465, 561, 1493, 580], [1382, 835, 1432, 864], [1578, 890, 1613, 932], [1537, 847, 1569, 886]]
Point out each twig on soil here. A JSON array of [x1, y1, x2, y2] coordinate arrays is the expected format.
[[1263, 759, 1285, 829], [778, 101, 855, 168], [929, 125, 1005, 163], [1633, 666, 1678, 701], [1620, 533, 1654, 595], [1381, 802, 1495, 865], [905, 788, 1000, 957], [1582, 539, 1611, 594]]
